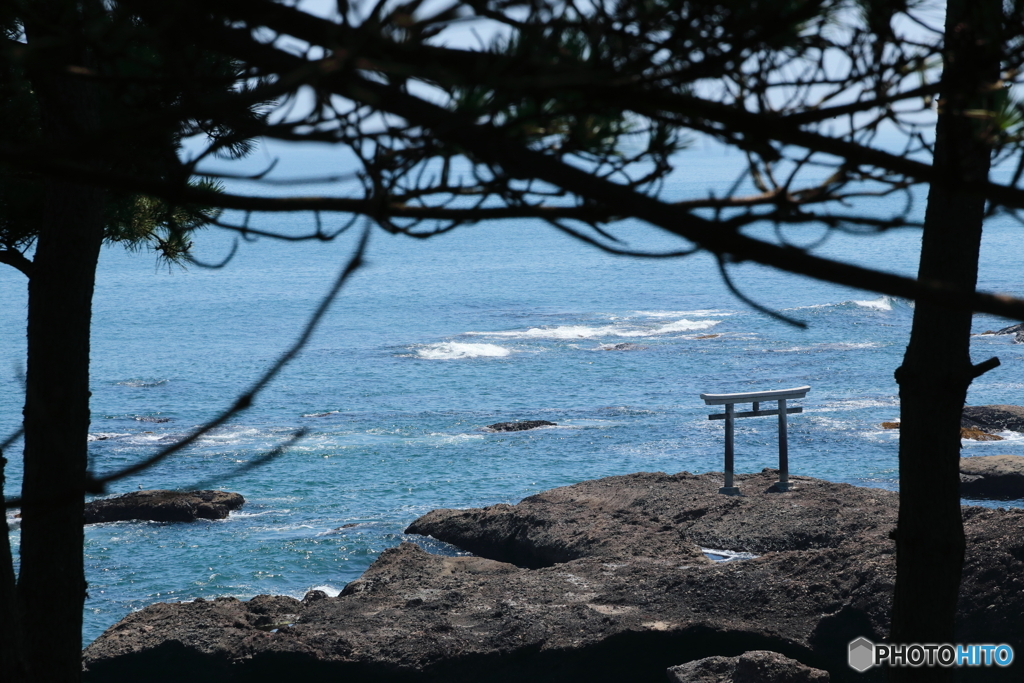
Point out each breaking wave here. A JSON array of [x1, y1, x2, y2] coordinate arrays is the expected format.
[[414, 342, 512, 360]]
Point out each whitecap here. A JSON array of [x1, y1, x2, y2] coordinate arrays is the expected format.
[[196, 427, 262, 444], [815, 397, 899, 412], [425, 432, 485, 443], [466, 319, 718, 340], [852, 296, 893, 311], [768, 341, 879, 353], [307, 585, 341, 597], [792, 296, 898, 312], [655, 319, 720, 334], [468, 324, 622, 339], [88, 432, 129, 442], [414, 342, 511, 359], [633, 309, 734, 318]]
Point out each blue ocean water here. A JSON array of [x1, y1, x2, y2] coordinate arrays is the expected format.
[[2, 142, 1024, 646]]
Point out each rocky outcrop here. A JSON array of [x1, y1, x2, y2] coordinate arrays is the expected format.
[[599, 343, 645, 351], [992, 322, 1024, 336], [667, 650, 829, 682], [407, 471, 898, 561], [84, 490, 244, 524], [960, 455, 1024, 499], [962, 405, 1024, 433], [82, 471, 1024, 683], [485, 420, 557, 432]]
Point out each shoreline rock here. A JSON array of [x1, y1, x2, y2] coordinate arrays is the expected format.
[[961, 405, 1024, 433], [82, 471, 1024, 682], [960, 455, 1024, 499], [84, 490, 244, 524]]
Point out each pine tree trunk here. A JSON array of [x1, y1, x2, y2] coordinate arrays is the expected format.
[[889, 0, 1000, 680], [16, 189, 104, 682], [15, 3, 107, 681]]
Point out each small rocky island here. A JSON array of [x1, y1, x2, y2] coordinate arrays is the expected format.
[[485, 420, 557, 432], [84, 490, 244, 524], [82, 471, 1023, 682]]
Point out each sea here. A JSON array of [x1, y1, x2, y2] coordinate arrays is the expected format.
[[2, 139, 1024, 646]]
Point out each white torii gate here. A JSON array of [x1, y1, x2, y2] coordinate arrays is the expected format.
[[700, 386, 810, 495]]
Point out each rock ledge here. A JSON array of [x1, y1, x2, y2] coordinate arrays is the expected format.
[[83, 472, 1024, 683], [84, 490, 244, 524]]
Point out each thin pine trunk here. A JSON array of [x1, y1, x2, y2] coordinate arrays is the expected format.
[[14, 3, 107, 680]]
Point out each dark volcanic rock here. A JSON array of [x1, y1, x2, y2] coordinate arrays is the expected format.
[[83, 490, 244, 524], [960, 455, 1024, 499], [83, 471, 1024, 683], [667, 650, 829, 682], [961, 405, 1024, 433], [993, 322, 1024, 336], [408, 470, 897, 560], [485, 420, 557, 432]]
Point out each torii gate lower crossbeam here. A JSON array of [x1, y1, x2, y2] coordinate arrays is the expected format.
[[700, 386, 810, 495]]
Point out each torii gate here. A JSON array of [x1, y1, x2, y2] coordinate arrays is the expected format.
[[700, 386, 810, 495]]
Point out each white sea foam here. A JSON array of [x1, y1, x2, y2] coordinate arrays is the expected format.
[[307, 585, 341, 597], [425, 432, 485, 443], [656, 319, 721, 334], [88, 432, 129, 442], [197, 427, 262, 444], [229, 510, 278, 518], [815, 397, 899, 412], [466, 319, 719, 340], [415, 342, 511, 359], [115, 379, 169, 388], [768, 341, 880, 353], [633, 309, 734, 318], [792, 296, 897, 312], [852, 296, 893, 311], [964, 429, 1024, 445]]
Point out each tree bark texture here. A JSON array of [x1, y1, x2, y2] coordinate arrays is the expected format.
[[890, 0, 1001, 680], [13, 3, 107, 681]]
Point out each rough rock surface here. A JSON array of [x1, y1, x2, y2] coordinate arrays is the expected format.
[[84, 490, 244, 524], [992, 322, 1024, 336], [83, 471, 1024, 683], [666, 650, 829, 682], [961, 405, 1024, 433], [485, 420, 557, 432], [960, 455, 1024, 499]]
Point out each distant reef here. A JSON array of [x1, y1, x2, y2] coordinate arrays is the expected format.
[[485, 420, 556, 432], [83, 471, 1023, 683], [84, 490, 244, 524]]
